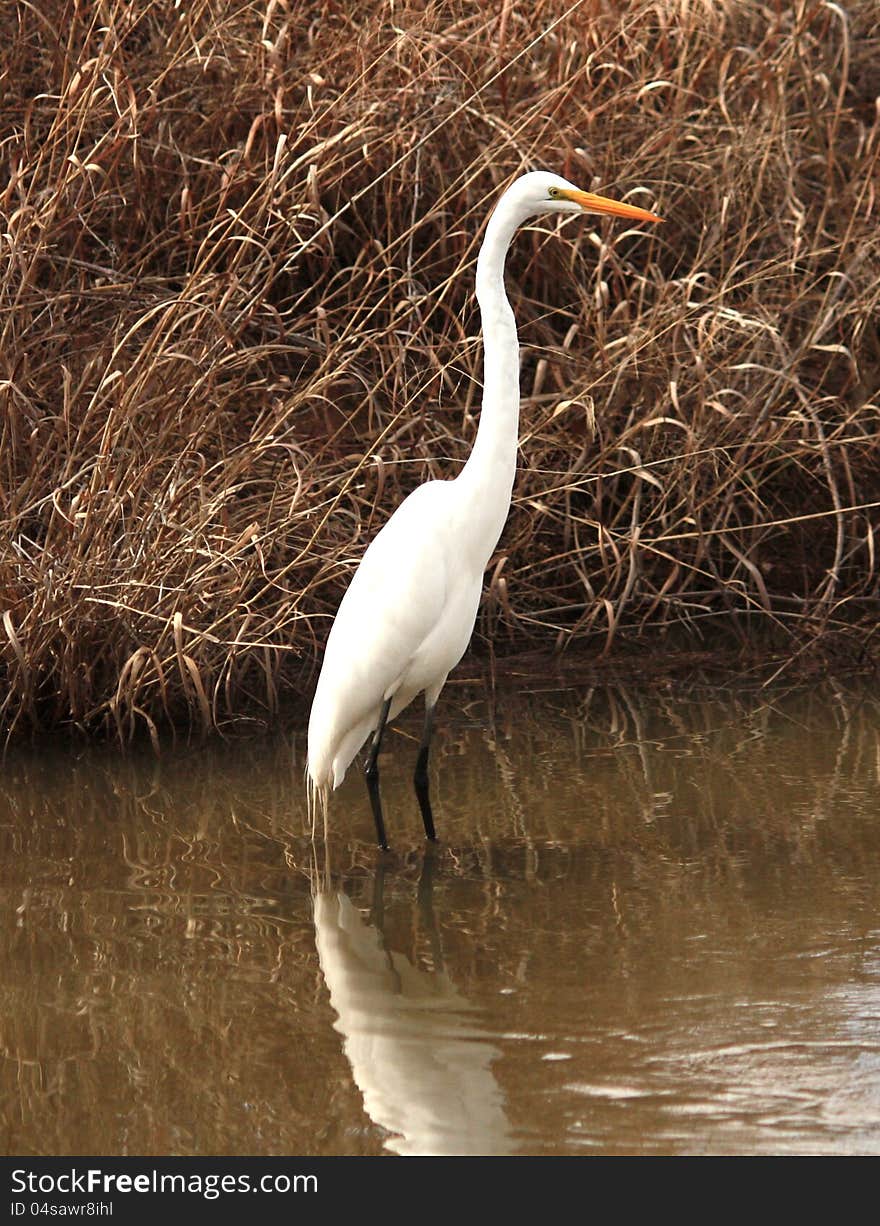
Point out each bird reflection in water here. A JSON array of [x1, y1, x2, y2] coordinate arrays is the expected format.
[[312, 853, 513, 1156]]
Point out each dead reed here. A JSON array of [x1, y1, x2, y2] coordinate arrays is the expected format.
[[1, 0, 879, 739]]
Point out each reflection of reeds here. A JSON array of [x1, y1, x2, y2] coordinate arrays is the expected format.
[[1, 1, 878, 736], [2, 681, 879, 1153]]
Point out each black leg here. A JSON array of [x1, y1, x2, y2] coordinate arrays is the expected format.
[[413, 704, 438, 842], [364, 697, 392, 850]]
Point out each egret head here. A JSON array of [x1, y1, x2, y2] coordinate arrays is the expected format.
[[502, 170, 662, 227]]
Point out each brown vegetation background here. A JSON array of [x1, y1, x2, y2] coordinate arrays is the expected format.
[[1, 0, 879, 740]]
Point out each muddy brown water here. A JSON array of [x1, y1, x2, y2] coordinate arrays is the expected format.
[[2, 678, 879, 1155]]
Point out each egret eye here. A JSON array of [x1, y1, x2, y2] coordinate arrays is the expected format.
[[548, 186, 560, 199]]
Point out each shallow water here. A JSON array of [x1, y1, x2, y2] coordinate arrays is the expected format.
[[2, 678, 879, 1156]]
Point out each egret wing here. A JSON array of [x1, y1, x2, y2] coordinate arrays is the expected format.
[[308, 482, 453, 777]]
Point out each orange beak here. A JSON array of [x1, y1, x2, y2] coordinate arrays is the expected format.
[[559, 188, 663, 225]]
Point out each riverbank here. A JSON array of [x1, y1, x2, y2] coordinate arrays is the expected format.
[[2, 0, 878, 739]]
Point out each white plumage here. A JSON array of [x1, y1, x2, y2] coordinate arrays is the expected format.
[[307, 171, 662, 845], [308, 482, 475, 789]]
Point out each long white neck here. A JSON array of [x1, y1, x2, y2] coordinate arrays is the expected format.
[[456, 199, 523, 563]]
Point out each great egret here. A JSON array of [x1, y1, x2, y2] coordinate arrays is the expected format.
[[308, 170, 662, 847]]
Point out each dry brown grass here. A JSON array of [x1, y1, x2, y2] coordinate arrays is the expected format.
[[1, 0, 879, 739]]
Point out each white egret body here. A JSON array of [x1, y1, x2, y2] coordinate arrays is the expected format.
[[307, 171, 661, 846]]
